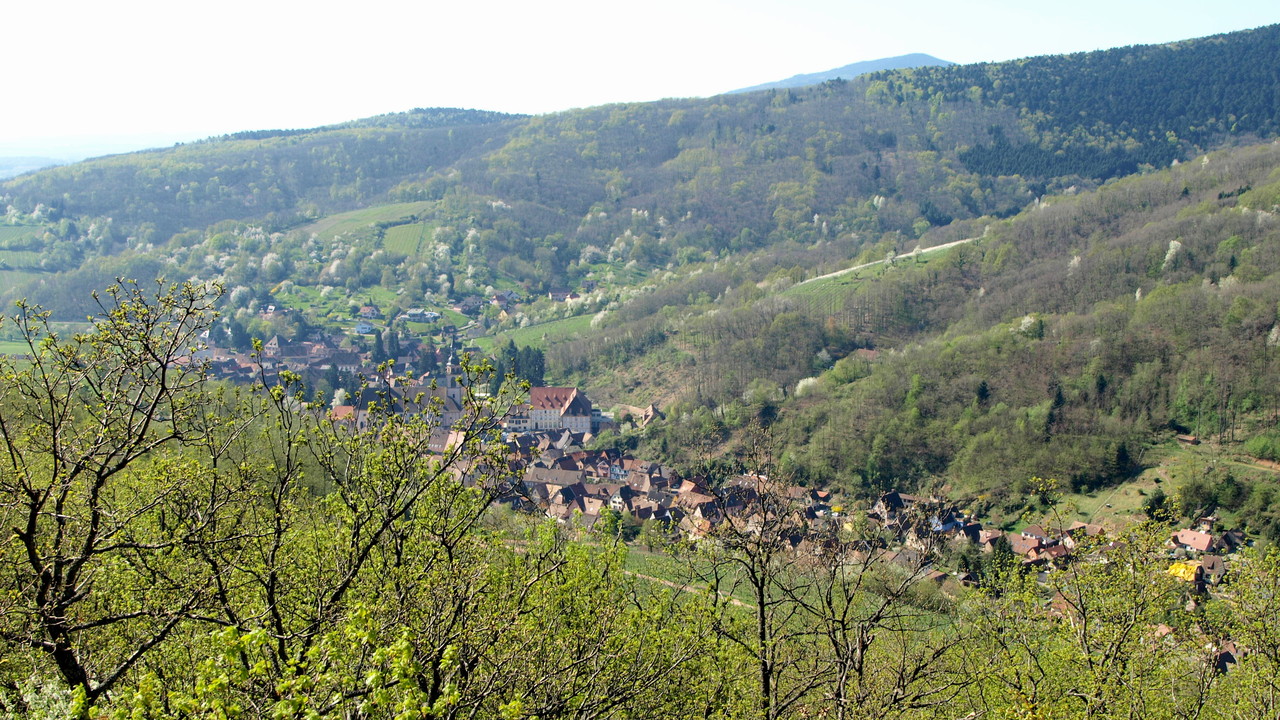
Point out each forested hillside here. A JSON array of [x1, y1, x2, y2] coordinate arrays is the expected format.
[[2, 24, 1280, 508], [4, 24, 1277, 308], [553, 140, 1280, 534]]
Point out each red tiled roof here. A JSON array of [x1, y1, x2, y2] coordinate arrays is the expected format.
[[529, 387, 589, 414], [1173, 529, 1215, 553]]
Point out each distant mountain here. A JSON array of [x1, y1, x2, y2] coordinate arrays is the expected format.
[[0, 156, 64, 180], [210, 107, 525, 141], [728, 53, 954, 93]]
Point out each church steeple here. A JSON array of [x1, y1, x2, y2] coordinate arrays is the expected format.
[[444, 353, 462, 403]]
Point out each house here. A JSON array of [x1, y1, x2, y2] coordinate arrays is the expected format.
[[1053, 522, 1103, 550], [405, 308, 441, 323], [357, 305, 382, 320], [870, 491, 922, 523], [491, 290, 520, 308], [675, 491, 717, 515], [1213, 642, 1239, 674], [606, 486, 638, 512], [329, 405, 356, 424], [1171, 529, 1218, 554], [1200, 555, 1227, 585], [946, 521, 983, 547], [923, 570, 949, 586], [354, 320, 376, 334], [1036, 543, 1072, 566], [1007, 533, 1044, 561], [977, 529, 1006, 553], [1219, 530, 1247, 551], [548, 289, 581, 302], [524, 467, 587, 488], [453, 296, 486, 315], [304, 341, 334, 360], [1021, 524, 1054, 542], [263, 335, 286, 358], [330, 351, 363, 373], [581, 496, 605, 518]]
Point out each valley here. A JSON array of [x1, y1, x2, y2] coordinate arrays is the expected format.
[[3, 22, 1280, 718]]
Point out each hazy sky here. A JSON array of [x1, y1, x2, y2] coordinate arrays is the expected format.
[[3, 0, 1277, 158]]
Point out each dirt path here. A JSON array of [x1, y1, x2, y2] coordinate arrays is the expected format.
[[624, 570, 753, 608], [795, 236, 979, 288], [1226, 455, 1280, 474]]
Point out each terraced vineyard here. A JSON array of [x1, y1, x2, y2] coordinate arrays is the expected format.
[[382, 222, 431, 257], [297, 201, 435, 242], [486, 313, 595, 351], [0, 226, 43, 269]]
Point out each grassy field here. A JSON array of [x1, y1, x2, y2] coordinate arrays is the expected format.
[[779, 260, 900, 313], [0, 226, 40, 244], [624, 548, 759, 607], [1054, 474, 1164, 529], [382, 223, 431, 257], [987, 439, 1280, 532], [780, 242, 961, 311], [492, 314, 595, 349], [782, 273, 867, 313], [0, 249, 43, 269], [299, 202, 435, 242], [0, 340, 32, 356]]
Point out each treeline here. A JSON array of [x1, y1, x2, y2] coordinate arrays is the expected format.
[[881, 23, 1280, 180]]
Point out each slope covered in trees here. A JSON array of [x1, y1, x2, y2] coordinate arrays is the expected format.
[[3, 283, 1280, 718], [900, 24, 1280, 178], [556, 140, 1280, 534], [3, 24, 1278, 308]]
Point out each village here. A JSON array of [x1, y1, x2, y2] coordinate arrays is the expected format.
[[193, 299, 1253, 600], [191, 297, 1252, 673]]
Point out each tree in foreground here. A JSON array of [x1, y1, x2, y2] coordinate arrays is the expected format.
[[0, 280, 230, 705], [0, 280, 717, 718], [687, 429, 969, 720]]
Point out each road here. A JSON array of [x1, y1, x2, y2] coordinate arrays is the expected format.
[[794, 236, 978, 288]]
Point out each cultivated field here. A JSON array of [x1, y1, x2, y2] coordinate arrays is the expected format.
[[298, 202, 435, 242]]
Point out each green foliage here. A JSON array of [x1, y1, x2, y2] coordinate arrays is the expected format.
[[13, 23, 1279, 321], [903, 24, 1280, 181], [0, 281, 724, 718], [962, 524, 1210, 718], [1243, 430, 1280, 461], [3, 287, 1280, 717], [1144, 487, 1174, 521]]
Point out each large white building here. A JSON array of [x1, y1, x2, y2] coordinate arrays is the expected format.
[[506, 387, 594, 434]]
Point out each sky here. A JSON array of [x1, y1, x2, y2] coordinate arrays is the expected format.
[[3, 0, 1277, 160]]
